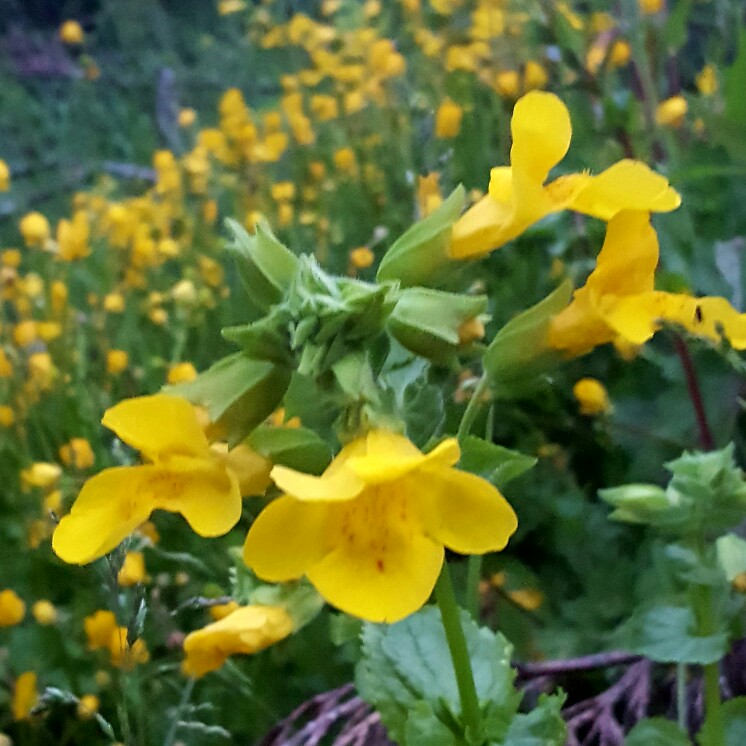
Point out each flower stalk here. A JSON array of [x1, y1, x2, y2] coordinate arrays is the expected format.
[[434, 562, 482, 740]]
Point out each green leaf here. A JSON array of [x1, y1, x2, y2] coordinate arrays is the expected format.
[[663, 0, 692, 51], [355, 606, 521, 745], [225, 218, 298, 312], [168, 353, 291, 446], [483, 281, 572, 399], [246, 424, 332, 475], [699, 696, 746, 746], [725, 30, 746, 131], [717, 533, 746, 581], [497, 692, 567, 746], [625, 717, 690, 746], [377, 186, 466, 288], [459, 436, 537, 489], [614, 604, 728, 664], [402, 378, 445, 448], [405, 702, 460, 746]]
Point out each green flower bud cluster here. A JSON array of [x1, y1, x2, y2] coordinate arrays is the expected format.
[[600, 444, 746, 539], [170, 212, 488, 442]]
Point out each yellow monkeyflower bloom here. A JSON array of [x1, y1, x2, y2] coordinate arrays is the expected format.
[[59, 19, 85, 44], [449, 91, 680, 259], [573, 378, 612, 416], [656, 95, 688, 128], [0, 159, 9, 191], [84, 610, 118, 650], [435, 99, 463, 139], [182, 605, 293, 678], [59, 437, 95, 470], [52, 394, 266, 565], [549, 211, 746, 356], [0, 589, 25, 626], [109, 626, 149, 669], [76, 694, 99, 720], [244, 430, 517, 623], [117, 551, 146, 586], [19, 212, 51, 247], [12, 672, 38, 720], [32, 600, 58, 625], [696, 64, 718, 96]]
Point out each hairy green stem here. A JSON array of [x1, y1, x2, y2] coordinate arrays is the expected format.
[[676, 662, 687, 732], [435, 563, 481, 739], [692, 538, 724, 745], [456, 373, 489, 443]]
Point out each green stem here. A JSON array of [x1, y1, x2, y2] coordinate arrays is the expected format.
[[457, 373, 489, 443], [435, 563, 481, 739], [163, 677, 195, 746], [692, 538, 724, 745]]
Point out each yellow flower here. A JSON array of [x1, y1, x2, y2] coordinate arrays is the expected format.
[[182, 605, 293, 678], [117, 551, 146, 586], [573, 378, 611, 416], [32, 600, 58, 625], [435, 99, 463, 139], [76, 694, 99, 720], [523, 60, 548, 91], [656, 95, 688, 128], [209, 600, 240, 621], [638, 0, 663, 14], [0, 589, 25, 626], [109, 627, 149, 669], [696, 64, 718, 96], [548, 211, 746, 355], [106, 349, 129, 375], [0, 159, 9, 191], [59, 438, 95, 470], [244, 430, 517, 623], [21, 462, 61, 491], [349, 246, 375, 270], [167, 362, 198, 384], [12, 672, 37, 720], [0, 405, 14, 427], [19, 212, 51, 247], [84, 610, 118, 650], [449, 91, 680, 260], [59, 19, 85, 44], [52, 394, 266, 565]]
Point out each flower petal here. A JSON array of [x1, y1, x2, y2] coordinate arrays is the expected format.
[[347, 431, 460, 484], [567, 160, 681, 220], [510, 91, 572, 184], [243, 496, 332, 581], [606, 292, 746, 349], [413, 469, 518, 554], [149, 456, 242, 537], [52, 466, 153, 564], [270, 463, 363, 502], [585, 211, 658, 297], [211, 443, 272, 496], [449, 192, 515, 259], [307, 530, 444, 623], [102, 394, 209, 461]]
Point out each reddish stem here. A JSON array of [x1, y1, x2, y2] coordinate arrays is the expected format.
[[672, 334, 715, 451]]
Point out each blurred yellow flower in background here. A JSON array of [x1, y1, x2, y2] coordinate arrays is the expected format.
[[0, 589, 25, 626], [573, 378, 612, 416]]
